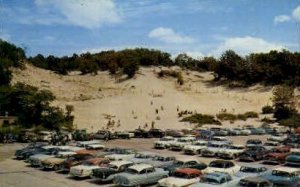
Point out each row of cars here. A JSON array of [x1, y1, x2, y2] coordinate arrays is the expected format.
[[14, 137, 300, 187]]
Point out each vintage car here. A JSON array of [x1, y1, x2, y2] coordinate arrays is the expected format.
[[228, 128, 242, 136], [247, 128, 266, 135], [169, 136, 195, 151], [58, 153, 95, 172], [154, 136, 176, 149], [165, 129, 184, 138], [105, 148, 136, 161], [218, 144, 245, 159], [239, 129, 252, 136], [235, 165, 269, 178], [113, 164, 169, 186], [267, 134, 287, 143], [144, 155, 175, 168], [14, 142, 48, 159], [263, 146, 290, 165], [76, 140, 102, 148], [93, 130, 117, 140], [148, 128, 165, 138], [201, 141, 229, 157], [116, 131, 134, 139], [263, 166, 300, 186], [183, 140, 208, 155], [130, 151, 157, 164], [239, 146, 267, 162], [210, 128, 228, 136], [163, 157, 207, 174], [27, 146, 63, 167], [190, 172, 239, 187], [158, 168, 202, 187], [72, 129, 93, 141], [41, 151, 76, 170], [285, 152, 300, 167], [86, 143, 105, 150], [210, 136, 231, 144], [238, 176, 272, 187], [69, 157, 110, 178], [91, 160, 134, 182], [246, 139, 263, 147], [263, 141, 281, 151], [36, 131, 53, 142], [203, 160, 240, 175], [133, 129, 151, 138]]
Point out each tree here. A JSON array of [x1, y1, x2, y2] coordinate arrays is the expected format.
[[272, 85, 296, 120], [123, 61, 139, 78]]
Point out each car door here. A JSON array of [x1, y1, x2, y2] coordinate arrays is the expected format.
[[146, 167, 158, 184]]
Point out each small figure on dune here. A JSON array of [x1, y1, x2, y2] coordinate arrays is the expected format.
[[161, 105, 164, 111], [144, 123, 148, 129], [155, 109, 158, 114], [150, 101, 153, 105]]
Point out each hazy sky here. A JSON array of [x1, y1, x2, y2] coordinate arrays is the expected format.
[[1, 0, 300, 58]]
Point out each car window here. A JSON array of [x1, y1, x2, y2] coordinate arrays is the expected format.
[[147, 167, 155, 173], [186, 161, 197, 166], [140, 169, 147, 174]]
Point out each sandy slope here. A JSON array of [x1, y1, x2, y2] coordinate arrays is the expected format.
[[12, 64, 277, 132]]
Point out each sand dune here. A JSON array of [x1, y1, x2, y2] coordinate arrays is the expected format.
[[12, 64, 277, 132]]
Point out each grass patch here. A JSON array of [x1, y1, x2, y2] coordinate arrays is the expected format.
[[158, 70, 184, 85], [181, 113, 221, 126]]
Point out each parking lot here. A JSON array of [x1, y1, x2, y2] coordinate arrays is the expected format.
[[0, 135, 275, 187]]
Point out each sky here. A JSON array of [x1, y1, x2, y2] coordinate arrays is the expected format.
[[1, 0, 300, 58]]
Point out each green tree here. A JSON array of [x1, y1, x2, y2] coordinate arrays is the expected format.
[[123, 61, 139, 78]]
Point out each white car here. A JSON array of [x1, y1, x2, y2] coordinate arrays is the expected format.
[[105, 149, 136, 161], [218, 144, 245, 159], [240, 129, 251, 136], [86, 143, 105, 150], [190, 172, 239, 187], [169, 137, 194, 151], [69, 158, 110, 178], [158, 168, 201, 187], [203, 160, 240, 175], [76, 140, 102, 148], [263, 141, 281, 151], [154, 136, 176, 149], [201, 141, 228, 157], [183, 140, 208, 155], [267, 134, 287, 142]]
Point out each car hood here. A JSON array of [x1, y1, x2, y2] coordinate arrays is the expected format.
[[159, 177, 199, 187], [30, 154, 52, 160], [43, 157, 65, 164]]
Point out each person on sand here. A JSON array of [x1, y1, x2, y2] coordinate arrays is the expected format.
[[155, 109, 158, 114]]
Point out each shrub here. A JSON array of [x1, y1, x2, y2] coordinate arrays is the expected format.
[[158, 70, 184, 85], [262, 105, 274, 114], [216, 113, 237, 121], [217, 111, 258, 121], [244, 111, 259, 118], [181, 113, 221, 126]]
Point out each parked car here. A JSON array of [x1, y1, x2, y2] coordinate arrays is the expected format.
[[263, 141, 281, 151], [93, 130, 117, 140], [76, 140, 102, 148], [36, 131, 53, 142], [239, 146, 267, 162], [183, 140, 208, 155], [86, 143, 105, 150], [228, 128, 242, 136], [148, 128, 165, 138], [133, 129, 151, 138], [130, 151, 157, 164], [263, 166, 300, 186], [58, 153, 95, 172], [246, 139, 263, 147], [158, 168, 202, 187], [14, 142, 48, 159], [285, 152, 300, 167], [240, 129, 252, 136], [247, 128, 266, 135], [238, 176, 272, 187], [203, 160, 240, 175], [153, 136, 176, 149], [165, 129, 184, 137], [116, 131, 134, 139], [201, 141, 228, 157], [263, 146, 290, 165], [144, 155, 175, 168], [91, 160, 134, 182], [41, 151, 77, 170], [69, 157, 110, 178], [267, 134, 287, 143], [163, 157, 207, 175], [190, 172, 239, 187], [27, 146, 63, 167], [113, 164, 169, 186], [218, 144, 245, 159], [72, 129, 93, 141], [105, 148, 136, 161], [210, 128, 228, 136], [235, 165, 269, 178], [169, 137, 194, 151]]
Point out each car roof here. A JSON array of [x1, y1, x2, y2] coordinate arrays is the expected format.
[[176, 157, 198, 162], [273, 166, 300, 173], [128, 164, 153, 172], [210, 160, 234, 164], [110, 160, 133, 167], [175, 168, 201, 175], [205, 172, 230, 179]]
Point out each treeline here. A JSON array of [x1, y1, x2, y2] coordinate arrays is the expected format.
[[0, 39, 73, 130], [28, 48, 300, 87], [28, 48, 173, 77]]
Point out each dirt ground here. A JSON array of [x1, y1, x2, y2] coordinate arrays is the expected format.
[[0, 135, 271, 187]]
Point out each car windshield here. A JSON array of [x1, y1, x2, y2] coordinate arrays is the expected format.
[[194, 142, 206, 146], [209, 162, 225, 168], [210, 144, 221, 148], [153, 156, 165, 161], [108, 164, 118, 170], [126, 168, 139, 174], [240, 166, 259, 173], [201, 177, 221, 184], [135, 154, 148, 158], [272, 170, 293, 177], [174, 160, 184, 165], [230, 146, 244, 150]]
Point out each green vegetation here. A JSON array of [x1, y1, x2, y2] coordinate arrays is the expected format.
[[0, 40, 74, 131], [216, 111, 259, 121], [181, 113, 221, 126], [158, 70, 184, 85], [262, 105, 274, 114]]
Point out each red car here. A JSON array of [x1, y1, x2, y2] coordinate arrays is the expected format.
[[263, 146, 290, 165]]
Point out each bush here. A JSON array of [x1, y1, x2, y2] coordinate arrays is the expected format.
[[244, 111, 259, 118], [216, 113, 237, 121], [158, 70, 184, 85], [181, 113, 221, 126], [217, 111, 258, 121], [262, 105, 274, 114]]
